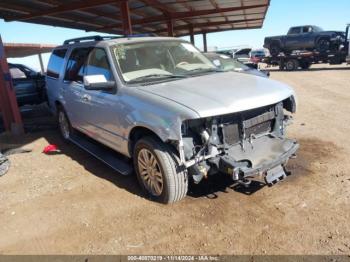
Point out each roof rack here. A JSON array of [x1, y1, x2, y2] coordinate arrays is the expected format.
[[63, 33, 158, 45], [63, 35, 120, 45]]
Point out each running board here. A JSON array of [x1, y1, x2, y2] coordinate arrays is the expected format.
[[69, 133, 133, 176]]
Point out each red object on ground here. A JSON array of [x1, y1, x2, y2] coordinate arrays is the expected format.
[[43, 144, 60, 154]]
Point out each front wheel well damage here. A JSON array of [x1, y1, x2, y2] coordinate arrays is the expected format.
[[128, 126, 178, 157], [283, 96, 296, 113]]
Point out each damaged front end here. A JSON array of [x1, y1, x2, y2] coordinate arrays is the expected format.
[[180, 96, 299, 186]]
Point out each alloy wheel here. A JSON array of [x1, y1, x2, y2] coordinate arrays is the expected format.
[[137, 148, 164, 196]]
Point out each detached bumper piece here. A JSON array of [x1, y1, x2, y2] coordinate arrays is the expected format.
[[0, 153, 10, 177], [217, 135, 299, 185], [265, 164, 288, 186]]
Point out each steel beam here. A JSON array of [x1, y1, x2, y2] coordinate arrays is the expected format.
[[38, 53, 44, 74], [203, 32, 207, 52], [167, 19, 174, 36], [0, 35, 23, 134], [133, 4, 267, 25], [189, 25, 195, 45], [6, 0, 121, 22], [177, 25, 261, 37], [120, 1, 132, 35], [153, 18, 263, 34]]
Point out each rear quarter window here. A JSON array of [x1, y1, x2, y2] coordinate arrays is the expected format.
[[47, 49, 67, 79]]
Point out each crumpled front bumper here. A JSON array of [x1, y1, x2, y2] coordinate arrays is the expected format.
[[219, 135, 299, 182]]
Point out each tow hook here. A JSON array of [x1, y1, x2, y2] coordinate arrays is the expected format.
[[191, 164, 208, 184], [290, 154, 297, 159], [265, 165, 289, 186]]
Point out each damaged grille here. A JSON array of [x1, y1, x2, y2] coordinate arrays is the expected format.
[[243, 110, 275, 138], [221, 106, 276, 145]]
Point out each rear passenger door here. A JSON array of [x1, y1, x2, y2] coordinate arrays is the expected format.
[[62, 47, 92, 133]]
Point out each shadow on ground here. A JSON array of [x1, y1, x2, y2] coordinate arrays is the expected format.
[[0, 104, 341, 201]]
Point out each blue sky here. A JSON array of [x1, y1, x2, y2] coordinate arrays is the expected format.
[[1, 0, 349, 70]]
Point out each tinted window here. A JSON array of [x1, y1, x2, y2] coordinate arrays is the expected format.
[[85, 48, 113, 80], [9, 67, 27, 79], [288, 27, 300, 34], [303, 26, 312, 33], [64, 48, 90, 82], [47, 49, 67, 79], [235, 49, 251, 55], [313, 26, 323, 32]]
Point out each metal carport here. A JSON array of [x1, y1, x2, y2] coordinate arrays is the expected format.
[[0, 0, 270, 133]]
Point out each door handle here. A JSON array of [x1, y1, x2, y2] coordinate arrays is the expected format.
[[82, 94, 91, 102]]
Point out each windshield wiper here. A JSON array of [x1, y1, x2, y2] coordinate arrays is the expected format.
[[128, 74, 187, 83], [186, 68, 223, 74]]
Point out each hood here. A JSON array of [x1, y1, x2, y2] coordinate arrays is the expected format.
[[137, 72, 295, 118]]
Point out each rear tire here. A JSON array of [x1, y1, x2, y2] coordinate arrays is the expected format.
[[133, 137, 188, 204], [57, 106, 72, 141], [285, 59, 299, 71]]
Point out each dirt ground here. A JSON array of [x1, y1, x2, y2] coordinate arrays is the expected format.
[[0, 64, 350, 255]]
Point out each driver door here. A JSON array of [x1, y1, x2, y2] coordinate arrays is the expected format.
[[82, 47, 124, 151]]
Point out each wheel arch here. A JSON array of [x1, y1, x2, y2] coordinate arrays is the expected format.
[[315, 35, 330, 45], [53, 100, 63, 115], [271, 39, 281, 46], [128, 126, 178, 157]]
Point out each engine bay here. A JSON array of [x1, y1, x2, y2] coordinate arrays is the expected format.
[[180, 96, 298, 184]]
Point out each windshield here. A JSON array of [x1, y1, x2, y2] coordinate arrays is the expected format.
[[313, 26, 324, 32], [251, 51, 265, 57], [112, 40, 217, 83]]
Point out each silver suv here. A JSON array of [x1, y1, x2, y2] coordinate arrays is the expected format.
[[46, 35, 299, 204]]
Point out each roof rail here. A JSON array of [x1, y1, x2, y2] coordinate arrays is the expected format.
[[63, 33, 158, 45], [63, 35, 120, 45]]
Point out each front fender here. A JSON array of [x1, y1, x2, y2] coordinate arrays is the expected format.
[[121, 87, 199, 142]]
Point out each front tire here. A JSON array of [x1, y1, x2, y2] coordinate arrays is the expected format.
[[269, 43, 281, 57], [316, 38, 330, 53], [300, 61, 311, 70], [133, 137, 188, 204]]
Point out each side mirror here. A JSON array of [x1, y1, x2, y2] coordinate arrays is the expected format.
[[83, 75, 115, 91]]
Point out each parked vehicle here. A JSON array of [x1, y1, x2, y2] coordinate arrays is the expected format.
[[46, 35, 298, 204], [264, 24, 350, 71], [264, 25, 346, 57], [216, 48, 261, 69], [250, 49, 267, 63], [203, 52, 269, 78], [232, 48, 252, 63], [9, 63, 46, 106]]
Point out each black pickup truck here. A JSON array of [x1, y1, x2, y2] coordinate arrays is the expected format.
[[264, 25, 346, 56]]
